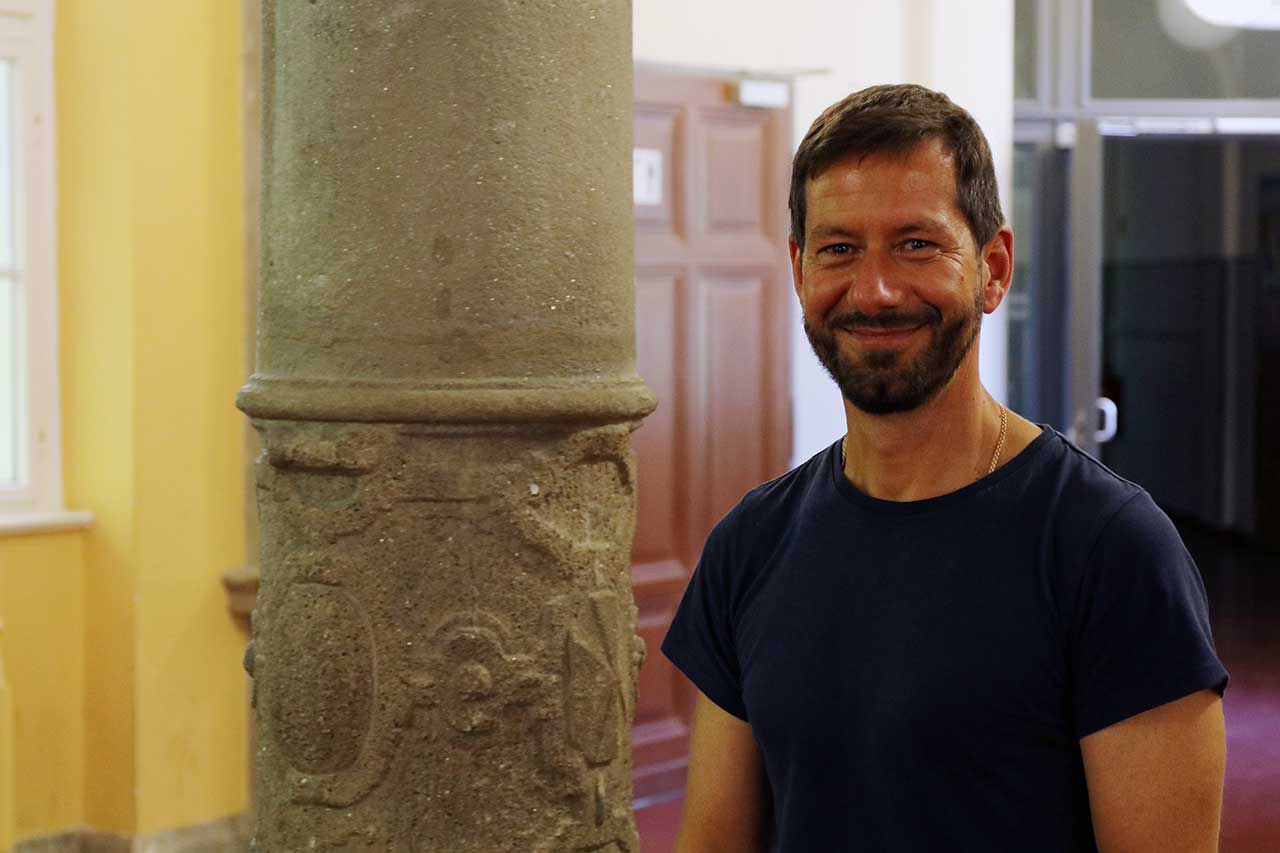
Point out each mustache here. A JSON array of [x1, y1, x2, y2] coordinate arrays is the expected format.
[[826, 307, 941, 330]]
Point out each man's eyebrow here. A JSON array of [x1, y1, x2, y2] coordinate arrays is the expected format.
[[809, 219, 954, 241], [891, 218, 950, 236], [809, 224, 857, 241]]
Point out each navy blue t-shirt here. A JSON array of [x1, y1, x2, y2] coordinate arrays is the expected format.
[[662, 427, 1228, 851]]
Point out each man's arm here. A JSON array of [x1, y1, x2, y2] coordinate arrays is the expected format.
[[674, 692, 772, 853], [1080, 689, 1226, 852]]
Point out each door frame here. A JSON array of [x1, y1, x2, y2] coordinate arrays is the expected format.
[[1065, 118, 1106, 455]]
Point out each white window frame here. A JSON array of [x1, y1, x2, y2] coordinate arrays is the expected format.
[[0, 1, 84, 531], [1025, 0, 1280, 119]]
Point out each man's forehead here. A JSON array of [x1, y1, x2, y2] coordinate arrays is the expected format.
[[809, 138, 958, 194], [801, 138, 970, 241]]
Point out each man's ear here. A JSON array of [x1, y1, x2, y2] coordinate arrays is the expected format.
[[980, 225, 1014, 314], [788, 234, 804, 298]]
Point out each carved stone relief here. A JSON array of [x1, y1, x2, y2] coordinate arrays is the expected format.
[[248, 423, 643, 851]]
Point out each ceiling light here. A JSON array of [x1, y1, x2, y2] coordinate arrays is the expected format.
[[1184, 0, 1280, 30]]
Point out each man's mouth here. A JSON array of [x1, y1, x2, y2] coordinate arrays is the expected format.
[[842, 323, 926, 345]]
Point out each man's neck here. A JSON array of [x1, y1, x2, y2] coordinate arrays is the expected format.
[[840, 367, 1006, 502]]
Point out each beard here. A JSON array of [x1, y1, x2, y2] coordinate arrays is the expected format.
[[804, 288, 983, 415]]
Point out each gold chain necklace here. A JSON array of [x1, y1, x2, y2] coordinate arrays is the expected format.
[[988, 404, 1008, 474], [840, 404, 1009, 476]]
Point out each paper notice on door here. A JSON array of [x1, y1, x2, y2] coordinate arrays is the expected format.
[[633, 148, 663, 206]]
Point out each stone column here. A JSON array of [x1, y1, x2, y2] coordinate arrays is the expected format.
[[237, 2, 653, 850]]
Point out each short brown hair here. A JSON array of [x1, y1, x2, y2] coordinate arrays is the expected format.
[[789, 84, 1004, 251]]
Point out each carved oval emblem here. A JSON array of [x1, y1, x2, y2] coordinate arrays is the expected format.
[[267, 582, 375, 774]]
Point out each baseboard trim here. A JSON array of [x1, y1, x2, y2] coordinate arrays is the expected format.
[[14, 813, 250, 853], [12, 827, 130, 853]]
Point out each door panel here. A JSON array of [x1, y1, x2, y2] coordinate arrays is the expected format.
[[699, 271, 770, 531], [698, 110, 785, 264], [703, 115, 767, 232], [631, 69, 792, 806]]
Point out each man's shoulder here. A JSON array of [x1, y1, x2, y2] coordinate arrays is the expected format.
[[1034, 427, 1146, 514], [1030, 429, 1172, 561]]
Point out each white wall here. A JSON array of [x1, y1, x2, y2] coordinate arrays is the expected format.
[[634, 0, 1015, 467]]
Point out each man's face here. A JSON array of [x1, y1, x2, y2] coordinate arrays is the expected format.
[[789, 138, 995, 415]]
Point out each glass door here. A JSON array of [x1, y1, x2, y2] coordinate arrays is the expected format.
[[1063, 119, 1280, 535]]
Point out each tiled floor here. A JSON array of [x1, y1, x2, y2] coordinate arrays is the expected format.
[[634, 523, 1280, 852]]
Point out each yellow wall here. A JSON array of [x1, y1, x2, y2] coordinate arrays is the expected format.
[[0, 0, 248, 844], [57, 0, 138, 834], [125, 0, 248, 833], [0, 531, 85, 844]]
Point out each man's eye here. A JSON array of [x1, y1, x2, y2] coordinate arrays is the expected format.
[[904, 239, 934, 251], [820, 243, 851, 255]]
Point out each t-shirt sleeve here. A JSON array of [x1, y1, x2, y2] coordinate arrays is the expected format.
[[660, 517, 749, 721], [1069, 491, 1229, 739]]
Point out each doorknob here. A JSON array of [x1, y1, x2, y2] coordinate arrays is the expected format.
[[1095, 396, 1118, 444]]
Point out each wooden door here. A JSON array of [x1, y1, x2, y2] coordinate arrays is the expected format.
[[630, 70, 793, 804]]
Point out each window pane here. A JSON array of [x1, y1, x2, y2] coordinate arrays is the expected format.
[[0, 60, 13, 269], [0, 275, 17, 485], [1092, 0, 1280, 100], [1014, 0, 1038, 101]]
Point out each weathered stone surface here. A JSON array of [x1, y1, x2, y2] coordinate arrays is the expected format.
[[241, 2, 650, 850], [240, 0, 641, 416], [247, 425, 647, 851]]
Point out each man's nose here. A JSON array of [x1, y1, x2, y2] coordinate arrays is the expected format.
[[845, 252, 904, 315]]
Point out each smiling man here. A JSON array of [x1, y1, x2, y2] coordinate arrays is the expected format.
[[662, 84, 1229, 852]]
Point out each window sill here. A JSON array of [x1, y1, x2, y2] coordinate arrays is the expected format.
[[0, 509, 95, 537]]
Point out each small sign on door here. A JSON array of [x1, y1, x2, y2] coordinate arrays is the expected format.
[[633, 148, 663, 206]]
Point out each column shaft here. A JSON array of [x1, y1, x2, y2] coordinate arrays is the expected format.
[[240, 3, 652, 850]]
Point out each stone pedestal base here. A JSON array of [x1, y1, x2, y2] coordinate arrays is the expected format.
[[247, 421, 644, 852]]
